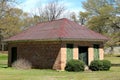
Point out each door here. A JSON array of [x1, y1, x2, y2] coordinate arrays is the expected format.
[[11, 47, 17, 63], [94, 44, 99, 60], [66, 44, 73, 62], [78, 46, 88, 65]]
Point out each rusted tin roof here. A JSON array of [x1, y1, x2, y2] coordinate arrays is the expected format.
[[5, 18, 108, 42]]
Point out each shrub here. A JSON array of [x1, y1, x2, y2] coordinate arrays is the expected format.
[[12, 59, 32, 70], [89, 60, 111, 71], [89, 60, 103, 71], [65, 60, 85, 72], [101, 60, 111, 71]]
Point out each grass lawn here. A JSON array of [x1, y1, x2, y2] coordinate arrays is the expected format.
[[104, 54, 120, 64], [0, 53, 8, 68], [0, 53, 120, 80]]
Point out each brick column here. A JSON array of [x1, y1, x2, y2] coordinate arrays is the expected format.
[[88, 46, 94, 65], [73, 44, 78, 60], [99, 48, 104, 60], [60, 44, 66, 71]]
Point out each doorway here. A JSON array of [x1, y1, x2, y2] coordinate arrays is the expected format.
[[11, 47, 17, 63], [78, 46, 88, 65]]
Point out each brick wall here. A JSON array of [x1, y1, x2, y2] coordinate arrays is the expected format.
[[8, 41, 62, 70], [8, 41, 104, 70]]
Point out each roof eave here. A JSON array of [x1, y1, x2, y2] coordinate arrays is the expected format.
[[5, 38, 108, 43]]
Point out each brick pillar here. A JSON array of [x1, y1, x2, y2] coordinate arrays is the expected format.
[[88, 46, 94, 65], [73, 44, 78, 60], [60, 44, 66, 71], [99, 44, 104, 60]]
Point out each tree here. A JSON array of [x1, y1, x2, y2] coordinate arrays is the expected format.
[[79, 11, 89, 25], [81, 0, 120, 53], [82, 0, 120, 30], [0, 0, 17, 19], [0, 0, 34, 50], [70, 12, 77, 22], [0, 8, 29, 38], [0, 0, 34, 38], [0, 0, 17, 50], [34, 0, 65, 22]]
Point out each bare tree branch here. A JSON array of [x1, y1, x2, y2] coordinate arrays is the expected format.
[[34, 0, 65, 22]]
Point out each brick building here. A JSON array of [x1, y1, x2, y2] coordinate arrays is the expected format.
[[5, 18, 108, 70]]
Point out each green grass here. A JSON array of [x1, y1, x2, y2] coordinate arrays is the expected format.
[[104, 54, 120, 64], [0, 67, 120, 80], [0, 53, 8, 68], [0, 53, 8, 60], [0, 53, 120, 80]]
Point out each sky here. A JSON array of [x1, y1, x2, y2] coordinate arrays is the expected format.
[[17, 0, 85, 15]]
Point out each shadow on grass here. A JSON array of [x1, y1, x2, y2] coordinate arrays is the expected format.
[[0, 64, 8, 68], [116, 55, 120, 57]]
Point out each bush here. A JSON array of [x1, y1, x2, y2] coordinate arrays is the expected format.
[[89, 60, 103, 71], [101, 60, 111, 71], [65, 60, 85, 72], [12, 59, 32, 70], [89, 60, 111, 71]]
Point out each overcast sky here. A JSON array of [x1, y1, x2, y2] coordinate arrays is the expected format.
[[17, 0, 85, 14]]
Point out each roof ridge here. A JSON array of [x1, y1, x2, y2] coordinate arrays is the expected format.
[[36, 18, 68, 24]]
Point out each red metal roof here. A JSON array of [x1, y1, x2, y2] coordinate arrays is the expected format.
[[5, 18, 108, 41]]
